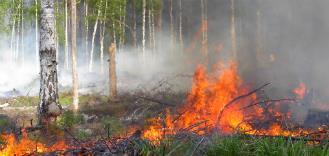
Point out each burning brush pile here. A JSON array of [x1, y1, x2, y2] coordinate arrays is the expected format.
[[142, 61, 329, 141], [0, 61, 329, 155]]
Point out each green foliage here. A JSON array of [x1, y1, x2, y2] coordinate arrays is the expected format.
[[76, 129, 92, 140], [57, 110, 84, 129], [133, 137, 198, 156], [12, 96, 39, 106], [206, 136, 329, 156], [0, 118, 10, 128], [101, 116, 124, 137], [59, 92, 73, 106], [207, 136, 249, 156]]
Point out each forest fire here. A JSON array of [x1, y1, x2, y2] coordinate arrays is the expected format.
[[143, 62, 314, 141], [0, 130, 67, 155]]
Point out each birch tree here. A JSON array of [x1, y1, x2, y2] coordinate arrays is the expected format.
[[142, 0, 146, 58], [88, 0, 101, 72], [71, 0, 79, 110], [38, 0, 62, 125], [35, 0, 39, 67], [64, 0, 69, 70]]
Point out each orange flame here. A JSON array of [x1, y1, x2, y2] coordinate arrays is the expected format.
[[143, 62, 311, 141], [0, 130, 67, 155]]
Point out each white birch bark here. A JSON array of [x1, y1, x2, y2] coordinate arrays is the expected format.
[[35, 0, 39, 67], [38, 0, 61, 125], [64, 0, 69, 70], [89, 4, 101, 72], [71, 0, 79, 110], [142, 0, 146, 59]]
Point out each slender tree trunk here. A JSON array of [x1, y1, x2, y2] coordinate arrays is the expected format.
[[55, 0, 59, 64], [21, 0, 24, 65], [179, 0, 183, 51], [157, 1, 163, 53], [64, 0, 69, 70], [85, 1, 89, 63], [132, 0, 137, 48], [169, 0, 174, 50], [109, 43, 117, 101], [150, 0, 156, 54], [201, 0, 208, 58], [230, 0, 237, 59], [100, 0, 108, 74], [10, 7, 16, 63], [89, 6, 100, 72], [35, 0, 38, 67], [38, 0, 62, 126], [71, 0, 79, 110], [16, 1, 20, 62], [142, 0, 146, 59], [148, 2, 152, 50]]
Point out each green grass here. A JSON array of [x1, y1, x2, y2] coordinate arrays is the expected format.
[[133, 135, 329, 156]]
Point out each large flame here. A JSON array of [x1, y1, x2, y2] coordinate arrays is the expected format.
[[143, 61, 311, 140]]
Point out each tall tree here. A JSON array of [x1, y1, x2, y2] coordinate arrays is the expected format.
[[71, 0, 79, 110], [179, 0, 183, 51], [230, 0, 237, 59], [131, 0, 137, 48], [35, 0, 39, 67], [64, 0, 69, 70], [142, 0, 146, 58], [84, 0, 89, 63], [100, 0, 108, 74], [38, 0, 62, 125], [89, 0, 101, 72]]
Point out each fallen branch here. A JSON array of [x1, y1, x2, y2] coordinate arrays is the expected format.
[[238, 98, 296, 110], [215, 83, 271, 127]]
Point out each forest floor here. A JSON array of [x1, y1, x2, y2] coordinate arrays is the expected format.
[[0, 92, 329, 155]]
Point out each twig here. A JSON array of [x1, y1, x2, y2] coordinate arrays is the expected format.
[[138, 96, 175, 106], [238, 99, 295, 110], [215, 83, 271, 127]]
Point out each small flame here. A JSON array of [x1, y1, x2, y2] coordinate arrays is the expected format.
[[293, 83, 306, 100]]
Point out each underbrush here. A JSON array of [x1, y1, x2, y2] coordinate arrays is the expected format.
[[134, 135, 329, 156]]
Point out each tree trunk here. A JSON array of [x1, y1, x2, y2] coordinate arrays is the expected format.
[[35, 0, 38, 67], [142, 0, 146, 59], [10, 6, 16, 63], [179, 0, 183, 51], [85, 1, 89, 63], [132, 0, 137, 48], [89, 6, 100, 72], [100, 0, 108, 74], [109, 43, 118, 101], [230, 0, 237, 59], [64, 0, 69, 70], [16, 1, 20, 63], [38, 0, 62, 126], [151, 0, 156, 53], [201, 0, 208, 59], [71, 0, 79, 110], [21, 0, 24, 65], [169, 0, 174, 50]]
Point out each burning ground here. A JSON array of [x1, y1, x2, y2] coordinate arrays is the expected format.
[[0, 60, 329, 155]]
